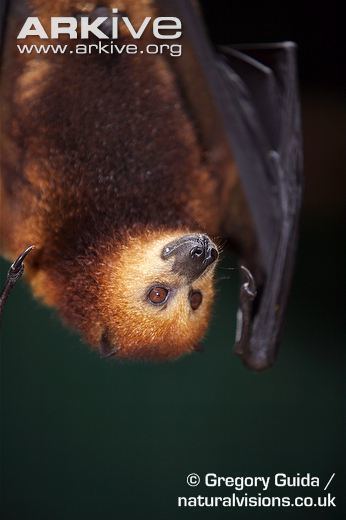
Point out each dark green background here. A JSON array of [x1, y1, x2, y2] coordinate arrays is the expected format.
[[1, 1, 345, 518], [0, 221, 344, 519]]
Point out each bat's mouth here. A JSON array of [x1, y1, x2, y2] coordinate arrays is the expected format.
[[161, 233, 218, 282]]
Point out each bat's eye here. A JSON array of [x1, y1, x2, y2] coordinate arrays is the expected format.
[[147, 286, 169, 305], [189, 290, 203, 310]]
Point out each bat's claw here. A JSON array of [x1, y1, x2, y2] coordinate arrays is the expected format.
[[239, 265, 256, 299], [9, 245, 35, 283], [0, 245, 35, 321], [234, 265, 257, 357]]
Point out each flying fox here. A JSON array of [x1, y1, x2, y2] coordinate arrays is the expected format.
[[0, 0, 302, 369]]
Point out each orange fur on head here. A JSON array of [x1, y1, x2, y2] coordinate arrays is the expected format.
[[96, 230, 218, 360]]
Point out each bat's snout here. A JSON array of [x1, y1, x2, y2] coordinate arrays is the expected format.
[[161, 233, 218, 282]]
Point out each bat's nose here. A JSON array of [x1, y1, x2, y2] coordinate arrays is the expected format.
[[189, 235, 218, 265], [162, 233, 218, 282]]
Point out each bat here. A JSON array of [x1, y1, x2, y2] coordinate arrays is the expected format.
[[0, 0, 302, 370]]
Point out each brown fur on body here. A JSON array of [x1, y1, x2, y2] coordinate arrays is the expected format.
[[0, 0, 237, 359]]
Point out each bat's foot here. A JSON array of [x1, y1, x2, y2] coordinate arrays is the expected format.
[[234, 265, 257, 357], [9, 245, 35, 282], [0, 245, 35, 321]]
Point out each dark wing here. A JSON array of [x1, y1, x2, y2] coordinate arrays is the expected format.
[[217, 44, 303, 370], [160, 0, 303, 370]]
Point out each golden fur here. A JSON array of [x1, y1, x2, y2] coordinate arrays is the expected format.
[[98, 230, 217, 360], [0, 0, 244, 359]]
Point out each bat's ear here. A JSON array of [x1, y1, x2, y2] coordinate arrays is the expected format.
[[99, 331, 119, 359], [216, 43, 303, 370]]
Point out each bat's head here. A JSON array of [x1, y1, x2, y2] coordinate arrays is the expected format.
[[96, 230, 219, 360]]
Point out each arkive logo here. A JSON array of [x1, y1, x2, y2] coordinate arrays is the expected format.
[[17, 9, 182, 40]]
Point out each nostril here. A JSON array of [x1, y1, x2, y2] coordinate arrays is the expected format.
[[190, 246, 204, 259], [210, 248, 218, 261]]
